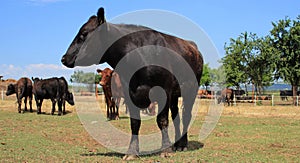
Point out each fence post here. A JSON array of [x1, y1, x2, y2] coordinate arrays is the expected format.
[[272, 94, 274, 106], [214, 94, 217, 105], [234, 94, 236, 106]]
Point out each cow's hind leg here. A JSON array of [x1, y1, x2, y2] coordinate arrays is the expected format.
[[17, 96, 22, 113], [157, 101, 173, 157], [24, 96, 28, 112], [51, 99, 56, 115], [57, 99, 63, 116], [123, 106, 141, 161], [176, 96, 195, 151], [29, 95, 33, 112], [170, 96, 182, 151]]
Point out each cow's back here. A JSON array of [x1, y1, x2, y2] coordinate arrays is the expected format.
[[17, 77, 33, 98], [33, 78, 60, 99]]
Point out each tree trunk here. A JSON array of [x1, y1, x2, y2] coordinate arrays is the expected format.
[[95, 84, 99, 98], [252, 83, 255, 102], [292, 85, 298, 106], [245, 83, 248, 96]]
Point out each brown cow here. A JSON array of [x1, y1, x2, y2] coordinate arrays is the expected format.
[[218, 88, 234, 106], [99, 68, 157, 119], [97, 68, 122, 120], [197, 89, 208, 98], [6, 77, 33, 113]]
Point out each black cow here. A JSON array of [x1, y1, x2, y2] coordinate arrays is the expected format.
[[6, 77, 33, 113], [279, 90, 300, 101], [233, 89, 246, 100], [32, 77, 74, 115], [61, 7, 203, 160]]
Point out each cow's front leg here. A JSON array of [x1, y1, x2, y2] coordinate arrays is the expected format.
[[36, 98, 43, 114], [123, 107, 140, 161]]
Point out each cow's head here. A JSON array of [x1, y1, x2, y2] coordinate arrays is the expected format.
[[6, 84, 16, 96], [66, 91, 75, 105], [61, 7, 106, 68], [31, 77, 41, 83], [98, 68, 113, 87]]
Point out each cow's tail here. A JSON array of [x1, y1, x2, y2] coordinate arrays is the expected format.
[[20, 78, 27, 98]]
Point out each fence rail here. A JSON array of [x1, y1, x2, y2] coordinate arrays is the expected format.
[[198, 94, 300, 106], [2, 89, 300, 107]]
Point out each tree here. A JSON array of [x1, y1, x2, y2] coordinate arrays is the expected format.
[[210, 65, 226, 85], [270, 16, 300, 105], [223, 32, 275, 95], [200, 63, 212, 90], [247, 36, 275, 95], [223, 32, 254, 89], [70, 70, 96, 92]]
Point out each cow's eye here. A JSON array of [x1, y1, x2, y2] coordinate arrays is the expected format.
[[79, 31, 88, 41]]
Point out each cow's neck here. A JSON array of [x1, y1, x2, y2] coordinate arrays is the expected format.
[[99, 23, 151, 68]]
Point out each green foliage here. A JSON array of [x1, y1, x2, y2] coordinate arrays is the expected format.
[[200, 63, 212, 89], [210, 65, 226, 85], [223, 32, 274, 93], [270, 16, 300, 86], [270, 16, 300, 104], [70, 70, 95, 84], [70, 70, 96, 92]]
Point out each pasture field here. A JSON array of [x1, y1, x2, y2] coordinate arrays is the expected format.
[[1, 96, 300, 162]]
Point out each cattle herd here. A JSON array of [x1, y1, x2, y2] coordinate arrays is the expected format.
[[198, 88, 299, 106], [2, 6, 298, 161], [5, 76, 74, 115]]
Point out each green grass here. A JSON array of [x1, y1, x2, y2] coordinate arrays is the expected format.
[[0, 99, 300, 162]]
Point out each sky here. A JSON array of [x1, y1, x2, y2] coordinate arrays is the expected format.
[[0, 0, 299, 81]]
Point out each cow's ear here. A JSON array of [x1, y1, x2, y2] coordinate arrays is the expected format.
[[31, 77, 34, 81], [97, 7, 105, 25]]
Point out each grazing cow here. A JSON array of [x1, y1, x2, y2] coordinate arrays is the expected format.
[[218, 88, 234, 106], [58, 77, 75, 114], [32, 77, 74, 115], [6, 77, 33, 113], [97, 68, 122, 120], [61, 7, 203, 160]]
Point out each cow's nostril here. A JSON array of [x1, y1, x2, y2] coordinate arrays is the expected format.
[[61, 57, 65, 63]]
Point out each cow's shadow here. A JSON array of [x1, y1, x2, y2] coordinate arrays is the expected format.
[[80, 141, 204, 158], [22, 109, 73, 116]]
